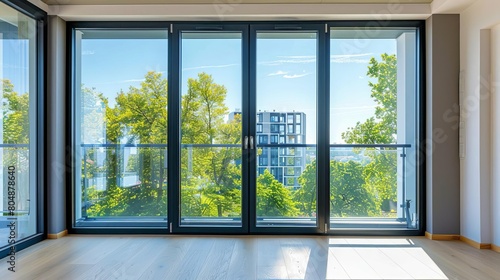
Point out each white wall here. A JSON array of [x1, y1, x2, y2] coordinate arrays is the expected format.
[[460, 0, 500, 246]]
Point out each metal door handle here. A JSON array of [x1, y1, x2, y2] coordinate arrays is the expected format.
[[243, 136, 249, 150], [249, 136, 254, 149]]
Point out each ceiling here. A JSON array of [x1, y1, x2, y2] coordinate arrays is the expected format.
[[42, 0, 433, 5]]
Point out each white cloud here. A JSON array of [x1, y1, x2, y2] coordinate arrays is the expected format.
[[260, 54, 373, 65], [259, 55, 316, 66], [182, 63, 238, 71], [281, 55, 315, 59], [283, 73, 310, 79], [268, 70, 288, 76], [331, 53, 373, 64], [122, 79, 145, 83], [82, 50, 95, 55]]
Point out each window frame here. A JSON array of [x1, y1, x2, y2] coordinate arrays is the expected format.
[[66, 20, 425, 236], [0, 0, 46, 258], [67, 22, 171, 233]]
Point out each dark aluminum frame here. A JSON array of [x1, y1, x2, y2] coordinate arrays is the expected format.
[[0, 0, 46, 259], [66, 22, 171, 234], [327, 20, 426, 236], [171, 23, 251, 234], [249, 23, 327, 234], [67, 20, 425, 236]]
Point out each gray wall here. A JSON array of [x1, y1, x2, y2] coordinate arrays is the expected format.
[[425, 14, 461, 235], [47, 16, 67, 235]]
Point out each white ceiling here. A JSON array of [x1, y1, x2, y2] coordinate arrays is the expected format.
[[35, 0, 477, 21], [42, 0, 433, 5]]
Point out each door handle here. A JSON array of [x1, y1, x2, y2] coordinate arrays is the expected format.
[[249, 136, 254, 150], [243, 136, 249, 150]]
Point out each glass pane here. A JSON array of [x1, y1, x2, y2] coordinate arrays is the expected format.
[[180, 32, 242, 227], [74, 29, 168, 226], [256, 32, 317, 227], [0, 3, 37, 247], [330, 28, 418, 230]]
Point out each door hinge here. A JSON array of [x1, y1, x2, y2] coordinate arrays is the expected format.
[[170, 24, 173, 34], [325, 24, 328, 34], [325, 223, 328, 233], [169, 222, 172, 233]]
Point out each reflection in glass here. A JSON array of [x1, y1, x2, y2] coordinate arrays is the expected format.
[[74, 29, 168, 226]]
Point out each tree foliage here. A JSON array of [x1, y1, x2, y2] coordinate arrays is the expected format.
[[342, 54, 397, 144], [330, 160, 378, 217], [340, 53, 399, 205], [295, 161, 317, 217], [257, 169, 298, 217], [3, 53, 401, 220], [294, 53, 399, 216], [2, 79, 29, 144], [85, 54, 400, 219], [85, 72, 169, 217], [180, 73, 242, 217]]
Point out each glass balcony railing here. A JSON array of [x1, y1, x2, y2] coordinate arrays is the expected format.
[[0, 144, 33, 248], [180, 144, 242, 226], [329, 144, 416, 230], [77, 144, 168, 227], [76, 143, 415, 229]]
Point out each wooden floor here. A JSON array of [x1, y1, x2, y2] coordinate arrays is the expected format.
[[1, 235, 499, 279]]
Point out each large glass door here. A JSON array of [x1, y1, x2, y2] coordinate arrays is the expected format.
[[328, 27, 419, 232], [69, 22, 422, 235], [172, 24, 325, 233], [173, 25, 249, 232], [73, 27, 169, 228], [249, 25, 326, 233]]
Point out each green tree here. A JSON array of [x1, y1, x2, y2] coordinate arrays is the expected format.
[[85, 71, 243, 218], [342, 54, 397, 144], [296, 159, 379, 218], [341, 53, 399, 206], [1, 79, 31, 211], [293, 55, 398, 218], [257, 169, 298, 217], [330, 160, 378, 217], [114, 71, 168, 144], [180, 73, 242, 217], [294, 161, 316, 217], [85, 72, 169, 217], [113, 71, 168, 215], [2, 79, 29, 144]]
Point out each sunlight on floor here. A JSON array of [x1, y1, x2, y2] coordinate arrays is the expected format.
[[327, 238, 448, 280], [259, 238, 449, 280]]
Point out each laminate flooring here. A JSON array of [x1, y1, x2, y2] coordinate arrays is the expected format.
[[1, 235, 499, 279]]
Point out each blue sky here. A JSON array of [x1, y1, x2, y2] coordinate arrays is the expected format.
[[78, 33, 397, 144], [2, 39, 30, 96], [330, 38, 396, 143]]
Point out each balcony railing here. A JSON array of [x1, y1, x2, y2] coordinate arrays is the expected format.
[[0, 144, 32, 216], [77, 143, 415, 229]]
